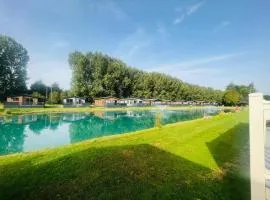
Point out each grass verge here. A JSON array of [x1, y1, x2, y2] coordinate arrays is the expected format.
[[0, 111, 249, 200], [0, 105, 234, 116]]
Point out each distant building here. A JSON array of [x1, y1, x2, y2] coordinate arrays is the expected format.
[[63, 97, 87, 107], [63, 97, 86, 105], [156, 100, 172, 105], [94, 96, 119, 107], [119, 98, 144, 107], [5, 95, 45, 107], [142, 99, 157, 106], [170, 101, 184, 106]]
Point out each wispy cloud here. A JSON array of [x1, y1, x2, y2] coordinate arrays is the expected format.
[[213, 20, 231, 32], [151, 52, 244, 72], [173, 14, 185, 25], [90, 0, 127, 20], [114, 28, 152, 59], [156, 23, 169, 38], [186, 1, 205, 16], [174, 1, 205, 25], [114, 26, 170, 67]]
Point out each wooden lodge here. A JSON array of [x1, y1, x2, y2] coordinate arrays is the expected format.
[[5, 95, 45, 108], [94, 96, 119, 107]]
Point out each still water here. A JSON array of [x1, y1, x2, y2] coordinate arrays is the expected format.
[[0, 108, 218, 155]]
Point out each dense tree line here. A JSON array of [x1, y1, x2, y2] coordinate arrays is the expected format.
[[69, 51, 224, 103], [0, 35, 261, 105]]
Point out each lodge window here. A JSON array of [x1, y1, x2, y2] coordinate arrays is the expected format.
[[12, 97, 19, 101]]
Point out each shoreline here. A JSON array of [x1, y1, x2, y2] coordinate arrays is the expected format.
[[0, 105, 234, 116]]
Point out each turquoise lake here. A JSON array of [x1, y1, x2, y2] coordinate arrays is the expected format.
[[0, 108, 218, 155]]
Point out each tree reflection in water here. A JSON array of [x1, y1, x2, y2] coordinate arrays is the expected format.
[[0, 109, 214, 155], [0, 122, 26, 155]]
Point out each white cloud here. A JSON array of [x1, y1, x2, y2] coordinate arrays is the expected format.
[[174, 1, 205, 25]]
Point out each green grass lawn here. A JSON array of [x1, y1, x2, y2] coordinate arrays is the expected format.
[[0, 111, 250, 200], [0, 105, 234, 116]]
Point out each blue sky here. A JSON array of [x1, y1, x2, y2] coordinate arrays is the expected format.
[[1, 0, 270, 94]]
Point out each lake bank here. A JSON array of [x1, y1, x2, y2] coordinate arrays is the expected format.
[[0, 110, 249, 199], [0, 105, 234, 116]]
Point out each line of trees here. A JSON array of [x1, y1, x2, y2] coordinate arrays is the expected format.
[[69, 51, 225, 103], [0, 35, 260, 105]]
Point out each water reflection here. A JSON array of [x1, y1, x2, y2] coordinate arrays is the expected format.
[[0, 123, 25, 155], [69, 111, 155, 143], [0, 109, 217, 155]]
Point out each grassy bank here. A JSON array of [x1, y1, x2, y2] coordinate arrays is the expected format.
[[0, 105, 233, 116], [0, 103, 4, 113], [0, 111, 249, 199]]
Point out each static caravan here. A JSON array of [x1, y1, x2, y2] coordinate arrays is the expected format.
[[120, 98, 144, 107], [63, 97, 86, 107]]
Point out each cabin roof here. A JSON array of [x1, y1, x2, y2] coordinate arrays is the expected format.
[[94, 96, 119, 100], [143, 98, 157, 101], [120, 98, 142, 100], [64, 97, 85, 99], [7, 94, 33, 98]]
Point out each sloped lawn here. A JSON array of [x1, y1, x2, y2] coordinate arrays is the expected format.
[[0, 111, 250, 200]]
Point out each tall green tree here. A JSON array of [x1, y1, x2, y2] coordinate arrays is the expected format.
[[69, 51, 92, 97], [30, 80, 48, 96], [223, 89, 241, 106], [51, 82, 61, 92], [226, 82, 256, 102], [0, 35, 29, 101], [48, 91, 61, 104]]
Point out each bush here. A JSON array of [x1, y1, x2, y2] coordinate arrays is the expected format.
[[223, 108, 235, 113]]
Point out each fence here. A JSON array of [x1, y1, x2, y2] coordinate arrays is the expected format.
[[249, 93, 270, 200], [4, 102, 45, 108]]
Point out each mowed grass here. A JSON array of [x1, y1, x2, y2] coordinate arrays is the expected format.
[[0, 111, 250, 200], [0, 105, 233, 116]]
